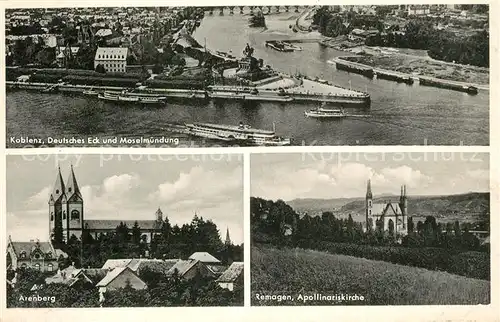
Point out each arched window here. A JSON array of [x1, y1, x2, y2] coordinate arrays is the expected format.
[[20, 251, 26, 259], [63, 211, 66, 220], [56, 189, 59, 194], [34, 253, 41, 260], [368, 200, 372, 207], [50, 212, 54, 221], [68, 187, 72, 193], [71, 210, 80, 220], [47, 263, 53, 272], [34, 263, 40, 271]]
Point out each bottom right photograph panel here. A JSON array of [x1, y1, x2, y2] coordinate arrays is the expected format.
[[250, 152, 490, 306]]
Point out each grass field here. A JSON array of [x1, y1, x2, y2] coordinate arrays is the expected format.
[[251, 245, 490, 306]]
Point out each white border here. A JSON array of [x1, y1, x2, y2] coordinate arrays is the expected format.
[[1, 0, 499, 321]]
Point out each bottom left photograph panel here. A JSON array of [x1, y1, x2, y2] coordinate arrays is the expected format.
[[5, 153, 244, 307]]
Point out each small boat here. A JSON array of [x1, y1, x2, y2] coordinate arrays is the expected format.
[[185, 122, 291, 146], [305, 106, 346, 118]]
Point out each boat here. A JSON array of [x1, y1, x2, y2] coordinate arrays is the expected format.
[[41, 85, 58, 93], [83, 88, 99, 96], [185, 122, 291, 146], [305, 106, 346, 118], [98, 91, 167, 104], [265, 41, 294, 52]]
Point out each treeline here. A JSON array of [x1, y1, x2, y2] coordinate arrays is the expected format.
[[312, 7, 489, 67], [366, 21, 489, 67], [6, 268, 243, 307], [53, 214, 243, 269], [251, 197, 490, 279]]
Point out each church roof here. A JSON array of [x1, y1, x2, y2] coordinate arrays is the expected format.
[[371, 203, 387, 216], [386, 203, 403, 216], [84, 219, 161, 230], [65, 165, 82, 201], [50, 167, 66, 203]]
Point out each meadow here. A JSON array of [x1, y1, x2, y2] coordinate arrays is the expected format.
[[251, 245, 490, 306]]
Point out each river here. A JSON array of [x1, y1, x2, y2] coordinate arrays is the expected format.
[[6, 11, 489, 147]]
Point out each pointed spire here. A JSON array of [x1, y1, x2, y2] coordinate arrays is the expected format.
[[366, 179, 373, 199], [225, 227, 231, 245], [65, 164, 81, 200], [155, 207, 163, 221], [404, 185, 407, 197], [51, 166, 66, 202]]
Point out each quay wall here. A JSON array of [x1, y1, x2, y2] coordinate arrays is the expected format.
[[329, 57, 482, 94]]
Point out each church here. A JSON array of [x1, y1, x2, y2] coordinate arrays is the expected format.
[[364, 180, 408, 236], [49, 166, 163, 243]]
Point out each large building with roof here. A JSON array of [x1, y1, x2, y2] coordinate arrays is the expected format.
[[94, 47, 128, 72], [364, 179, 408, 236], [49, 166, 163, 243], [6, 237, 68, 272]]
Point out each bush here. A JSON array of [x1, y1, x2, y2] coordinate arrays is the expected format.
[[62, 75, 139, 87], [144, 79, 205, 90]]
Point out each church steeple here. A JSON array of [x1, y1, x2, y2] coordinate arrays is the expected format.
[[366, 179, 373, 199], [50, 166, 66, 203], [65, 164, 81, 200], [155, 207, 163, 222], [225, 228, 231, 245]]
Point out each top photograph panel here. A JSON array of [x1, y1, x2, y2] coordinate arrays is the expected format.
[[5, 5, 489, 148]]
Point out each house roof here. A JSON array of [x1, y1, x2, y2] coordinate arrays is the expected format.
[[102, 259, 132, 270], [206, 264, 227, 276], [128, 259, 180, 274], [96, 266, 131, 287], [95, 28, 112, 37], [166, 259, 199, 277], [216, 262, 244, 283], [8, 240, 67, 259], [84, 219, 160, 230], [188, 252, 221, 264]]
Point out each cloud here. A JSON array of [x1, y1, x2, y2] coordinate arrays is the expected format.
[[24, 186, 51, 209], [149, 165, 243, 211]]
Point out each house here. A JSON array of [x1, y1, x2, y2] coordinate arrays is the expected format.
[[96, 266, 147, 294], [6, 236, 68, 272], [101, 258, 180, 276], [94, 47, 129, 73], [166, 259, 213, 280], [45, 265, 107, 287], [216, 262, 244, 291]]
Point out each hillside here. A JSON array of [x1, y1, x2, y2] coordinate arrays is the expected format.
[[288, 192, 489, 218], [251, 245, 490, 306]]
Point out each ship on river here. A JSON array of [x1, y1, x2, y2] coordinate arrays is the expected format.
[[185, 122, 291, 146], [98, 91, 167, 105], [305, 106, 346, 119]]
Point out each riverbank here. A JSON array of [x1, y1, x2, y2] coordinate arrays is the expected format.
[[328, 56, 486, 94], [343, 46, 489, 87]]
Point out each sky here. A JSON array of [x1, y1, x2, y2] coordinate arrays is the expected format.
[[7, 154, 243, 244], [251, 152, 489, 201]]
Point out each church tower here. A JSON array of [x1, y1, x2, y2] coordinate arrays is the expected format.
[[65, 165, 84, 241], [400, 185, 408, 231], [365, 179, 373, 231], [48, 167, 66, 242]]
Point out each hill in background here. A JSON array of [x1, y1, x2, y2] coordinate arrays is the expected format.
[[287, 192, 489, 221]]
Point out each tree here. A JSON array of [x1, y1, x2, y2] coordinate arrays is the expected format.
[[95, 64, 106, 73], [131, 221, 142, 245]]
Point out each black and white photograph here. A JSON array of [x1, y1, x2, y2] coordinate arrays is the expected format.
[[250, 152, 490, 305], [6, 154, 244, 307], [5, 4, 489, 148]]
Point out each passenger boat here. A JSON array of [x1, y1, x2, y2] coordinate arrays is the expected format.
[[305, 106, 346, 118], [265, 41, 294, 52], [98, 91, 167, 104], [184, 122, 291, 146]]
